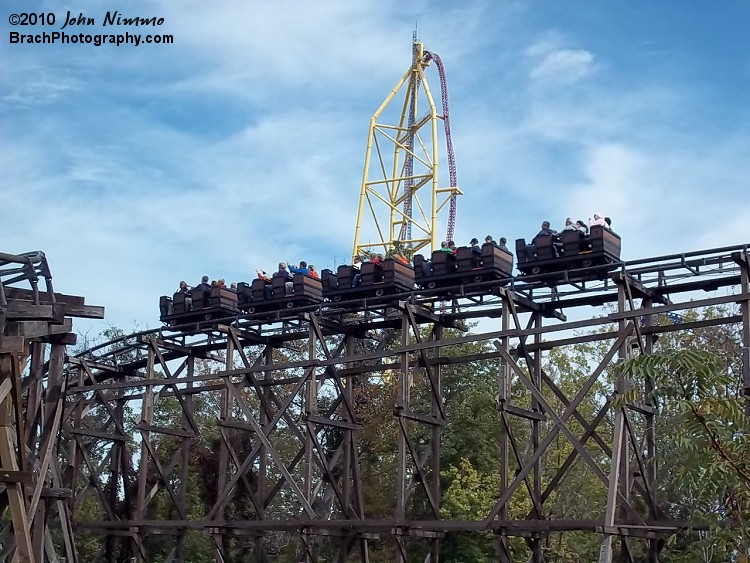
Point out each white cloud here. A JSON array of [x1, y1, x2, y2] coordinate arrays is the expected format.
[[525, 33, 595, 85], [1, 66, 80, 105], [530, 48, 595, 84]]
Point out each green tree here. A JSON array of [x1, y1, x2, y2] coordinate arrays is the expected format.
[[618, 347, 750, 560]]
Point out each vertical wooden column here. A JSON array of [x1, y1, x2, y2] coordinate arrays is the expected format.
[[304, 322, 318, 505], [738, 252, 750, 414], [429, 323, 442, 563], [599, 280, 629, 563], [214, 336, 235, 558], [348, 332, 370, 563], [531, 312, 543, 563], [29, 343, 47, 563], [302, 320, 319, 562], [300, 322, 314, 561], [176, 355, 195, 561], [497, 300, 512, 563], [256, 345, 273, 563], [641, 297, 659, 563], [135, 346, 155, 562], [22, 342, 43, 454], [0, 353, 34, 563], [48, 347, 76, 563], [395, 310, 411, 562], [338, 334, 354, 563], [67, 363, 86, 551], [109, 371, 125, 560], [29, 343, 67, 561]]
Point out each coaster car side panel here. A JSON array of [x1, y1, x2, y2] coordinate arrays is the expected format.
[[516, 225, 621, 277], [159, 287, 238, 325], [236, 274, 323, 313], [322, 258, 415, 301], [415, 243, 513, 289]]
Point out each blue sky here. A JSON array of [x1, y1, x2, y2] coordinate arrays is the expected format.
[[3, 0, 749, 335]]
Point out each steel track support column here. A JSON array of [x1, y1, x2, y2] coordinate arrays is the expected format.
[[135, 346, 156, 562], [395, 309, 411, 562]]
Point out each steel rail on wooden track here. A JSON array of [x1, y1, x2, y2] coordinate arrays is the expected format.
[[3, 244, 749, 562]]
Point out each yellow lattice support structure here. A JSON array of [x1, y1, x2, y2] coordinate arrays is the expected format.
[[352, 40, 461, 260]]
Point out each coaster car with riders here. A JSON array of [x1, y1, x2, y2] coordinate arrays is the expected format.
[[158, 216, 622, 326]]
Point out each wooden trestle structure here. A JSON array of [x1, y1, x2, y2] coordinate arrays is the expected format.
[[0, 251, 104, 563], [2, 245, 749, 562]]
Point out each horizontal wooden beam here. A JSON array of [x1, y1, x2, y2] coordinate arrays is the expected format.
[[61, 304, 105, 319], [0, 336, 24, 354], [305, 415, 359, 430], [3, 288, 104, 319], [2, 287, 84, 306], [43, 332, 77, 345], [5, 302, 64, 323], [0, 471, 32, 485], [73, 518, 708, 535], [70, 429, 128, 442], [218, 418, 256, 432], [4, 318, 73, 338], [40, 487, 73, 499], [136, 424, 195, 439]]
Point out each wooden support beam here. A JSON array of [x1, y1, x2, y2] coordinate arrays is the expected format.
[[0, 427, 34, 561], [4, 318, 72, 338], [304, 414, 360, 430], [40, 487, 72, 499], [70, 429, 129, 441], [50, 251, 750, 561], [217, 418, 256, 432], [0, 471, 32, 484], [5, 302, 65, 323], [136, 424, 195, 439], [0, 337, 24, 355], [58, 304, 105, 319], [2, 288, 104, 319], [2, 287, 83, 306]]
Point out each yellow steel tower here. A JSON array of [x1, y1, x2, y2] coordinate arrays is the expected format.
[[352, 40, 461, 260]]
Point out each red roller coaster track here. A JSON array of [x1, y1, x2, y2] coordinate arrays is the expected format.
[[399, 49, 458, 246], [424, 50, 458, 244]]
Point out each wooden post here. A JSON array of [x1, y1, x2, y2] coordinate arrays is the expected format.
[[395, 309, 411, 562], [0, 355, 34, 563]]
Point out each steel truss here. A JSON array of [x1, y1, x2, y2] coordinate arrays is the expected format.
[[5, 246, 749, 562], [352, 40, 461, 259]]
